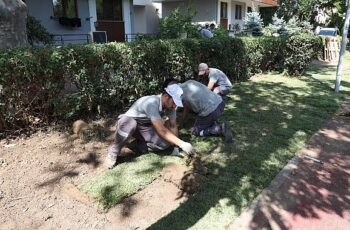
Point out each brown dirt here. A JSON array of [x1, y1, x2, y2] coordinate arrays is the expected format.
[[0, 127, 203, 229]]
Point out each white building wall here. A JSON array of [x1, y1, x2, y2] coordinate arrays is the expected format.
[[26, 0, 93, 44], [124, 0, 134, 41], [145, 4, 160, 34], [133, 0, 160, 35], [134, 6, 147, 33], [26, 0, 135, 44], [230, 1, 247, 29], [88, 0, 97, 32], [160, 0, 267, 29], [161, 0, 217, 24]]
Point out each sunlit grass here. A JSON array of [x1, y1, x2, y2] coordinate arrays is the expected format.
[[80, 153, 184, 211], [80, 52, 350, 228]]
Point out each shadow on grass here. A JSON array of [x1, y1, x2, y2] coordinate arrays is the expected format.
[[245, 117, 350, 229], [147, 65, 350, 229]]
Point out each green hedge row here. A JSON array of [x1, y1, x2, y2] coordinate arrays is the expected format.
[[0, 34, 322, 134]]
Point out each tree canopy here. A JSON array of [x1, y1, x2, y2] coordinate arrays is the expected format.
[[277, 0, 347, 29]]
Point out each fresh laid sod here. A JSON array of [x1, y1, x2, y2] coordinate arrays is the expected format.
[[79, 153, 184, 211], [80, 56, 350, 228]]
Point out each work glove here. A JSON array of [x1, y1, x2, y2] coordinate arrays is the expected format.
[[171, 147, 182, 157], [179, 141, 194, 155]]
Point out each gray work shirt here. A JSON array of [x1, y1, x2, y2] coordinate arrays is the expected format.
[[209, 68, 232, 89], [179, 80, 222, 117], [124, 95, 176, 123], [200, 29, 213, 38]]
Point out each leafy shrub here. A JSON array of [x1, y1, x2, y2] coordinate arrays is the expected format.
[[158, 8, 197, 39], [27, 16, 53, 46], [284, 33, 323, 75], [0, 35, 322, 135], [213, 27, 230, 39]]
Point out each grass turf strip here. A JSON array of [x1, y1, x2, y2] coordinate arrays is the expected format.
[[80, 56, 350, 229]]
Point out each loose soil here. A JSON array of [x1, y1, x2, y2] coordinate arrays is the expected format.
[[0, 127, 197, 230], [1, 84, 349, 229]]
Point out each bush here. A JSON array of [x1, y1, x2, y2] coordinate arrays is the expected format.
[[212, 27, 230, 39], [158, 8, 198, 39], [284, 33, 323, 75], [0, 35, 322, 135], [27, 16, 53, 46]]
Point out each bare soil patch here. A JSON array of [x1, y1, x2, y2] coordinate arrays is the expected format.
[[0, 127, 204, 229]]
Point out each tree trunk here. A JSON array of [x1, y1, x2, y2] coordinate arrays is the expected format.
[[0, 0, 28, 49]]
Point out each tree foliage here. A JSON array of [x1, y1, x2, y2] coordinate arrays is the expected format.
[[158, 7, 199, 39], [277, 0, 347, 29], [243, 12, 264, 36]]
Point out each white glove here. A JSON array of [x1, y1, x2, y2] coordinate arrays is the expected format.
[[171, 147, 182, 157], [179, 141, 194, 155]]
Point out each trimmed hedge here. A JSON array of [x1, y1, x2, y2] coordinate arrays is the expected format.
[[0, 34, 322, 135]]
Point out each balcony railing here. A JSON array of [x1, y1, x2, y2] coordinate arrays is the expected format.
[[125, 33, 157, 42], [51, 33, 91, 45]]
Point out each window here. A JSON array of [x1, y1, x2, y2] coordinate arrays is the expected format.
[[53, 0, 78, 18], [96, 0, 123, 21], [220, 2, 228, 18], [235, 5, 242, 20], [247, 7, 252, 13]]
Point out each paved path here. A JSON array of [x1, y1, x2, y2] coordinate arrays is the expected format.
[[228, 99, 350, 230]]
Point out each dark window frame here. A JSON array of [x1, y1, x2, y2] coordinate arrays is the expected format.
[[96, 0, 123, 21], [53, 0, 78, 18], [220, 2, 228, 18], [235, 4, 243, 20]]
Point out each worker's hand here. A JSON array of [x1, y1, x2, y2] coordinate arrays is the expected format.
[[171, 147, 182, 157], [179, 141, 194, 155]]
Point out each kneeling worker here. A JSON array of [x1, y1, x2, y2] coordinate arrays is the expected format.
[[198, 63, 232, 97], [105, 84, 193, 169], [165, 79, 233, 143]]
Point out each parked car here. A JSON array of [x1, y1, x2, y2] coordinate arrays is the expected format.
[[317, 28, 340, 37]]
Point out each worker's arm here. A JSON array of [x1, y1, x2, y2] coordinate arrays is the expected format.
[[151, 119, 182, 146], [207, 81, 215, 90], [167, 118, 178, 136], [151, 119, 193, 154]]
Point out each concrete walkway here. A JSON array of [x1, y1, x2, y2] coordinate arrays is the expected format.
[[228, 99, 350, 230]]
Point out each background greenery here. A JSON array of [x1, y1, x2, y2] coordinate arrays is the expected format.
[[0, 35, 322, 136]]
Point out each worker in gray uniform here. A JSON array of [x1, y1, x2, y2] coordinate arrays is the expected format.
[[105, 84, 194, 169], [198, 63, 232, 97], [164, 79, 233, 143]]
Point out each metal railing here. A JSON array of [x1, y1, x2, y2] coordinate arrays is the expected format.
[[51, 33, 91, 45], [124, 33, 157, 42], [50, 33, 158, 45]]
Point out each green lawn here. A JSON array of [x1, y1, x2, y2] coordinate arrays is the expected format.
[[80, 54, 350, 229]]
